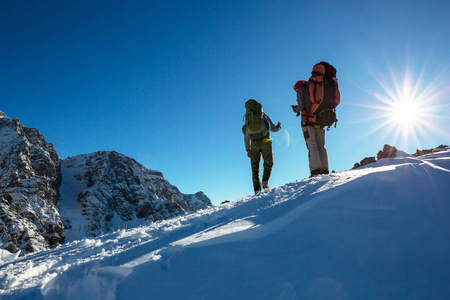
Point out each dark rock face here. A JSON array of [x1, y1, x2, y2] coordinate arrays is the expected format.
[[352, 157, 376, 169], [352, 144, 398, 170], [414, 145, 448, 157], [0, 113, 64, 254], [0, 111, 212, 253], [377, 144, 398, 160], [60, 151, 212, 238]]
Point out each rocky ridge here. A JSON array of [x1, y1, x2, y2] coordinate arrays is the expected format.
[[0, 113, 64, 254], [351, 144, 449, 170], [0, 111, 211, 255], [60, 151, 211, 239], [413, 144, 448, 157], [352, 144, 398, 169]]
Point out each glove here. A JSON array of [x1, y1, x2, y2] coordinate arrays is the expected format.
[[247, 150, 251, 158]]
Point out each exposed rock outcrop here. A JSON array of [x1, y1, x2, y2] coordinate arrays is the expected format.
[[377, 144, 398, 160], [0, 112, 64, 254], [60, 151, 212, 239], [0, 111, 212, 254], [352, 157, 376, 170], [414, 145, 448, 157], [352, 144, 398, 170], [352, 144, 449, 171]]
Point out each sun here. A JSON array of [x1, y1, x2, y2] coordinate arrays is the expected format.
[[388, 98, 420, 128], [380, 73, 424, 134], [364, 62, 445, 148]]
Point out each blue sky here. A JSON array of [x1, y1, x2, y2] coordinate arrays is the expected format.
[[1, 0, 449, 204]]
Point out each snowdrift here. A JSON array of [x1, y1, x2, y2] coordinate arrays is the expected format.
[[1, 148, 450, 299]]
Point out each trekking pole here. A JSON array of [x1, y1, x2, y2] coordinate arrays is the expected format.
[[335, 105, 340, 128]]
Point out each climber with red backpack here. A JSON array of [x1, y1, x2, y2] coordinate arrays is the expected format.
[[292, 62, 340, 177]]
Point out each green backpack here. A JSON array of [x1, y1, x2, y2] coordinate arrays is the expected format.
[[244, 99, 269, 140]]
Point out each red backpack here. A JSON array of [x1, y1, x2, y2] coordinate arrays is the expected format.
[[305, 62, 341, 128]]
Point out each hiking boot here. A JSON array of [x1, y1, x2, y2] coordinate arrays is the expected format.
[[309, 169, 321, 177], [262, 181, 269, 189], [321, 169, 329, 175]]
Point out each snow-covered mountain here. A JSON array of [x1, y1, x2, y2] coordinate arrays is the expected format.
[[0, 112, 211, 254], [1, 146, 449, 300], [59, 151, 211, 241], [0, 112, 64, 254]]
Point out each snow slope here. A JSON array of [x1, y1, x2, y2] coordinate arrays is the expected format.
[[1, 148, 450, 299]]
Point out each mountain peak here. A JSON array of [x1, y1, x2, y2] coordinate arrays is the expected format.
[[59, 149, 211, 241], [2, 147, 449, 299], [0, 114, 212, 254], [0, 114, 63, 254]]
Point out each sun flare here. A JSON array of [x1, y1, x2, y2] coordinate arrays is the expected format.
[[380, 74, 424, 134], [364, 63, 444, 148], [388, 99, 421, 128]]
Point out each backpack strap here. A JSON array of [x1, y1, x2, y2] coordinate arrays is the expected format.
[[311, 80, 322, 104]]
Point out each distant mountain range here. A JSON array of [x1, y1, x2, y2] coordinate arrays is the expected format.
[[0, 111, 211, 255]]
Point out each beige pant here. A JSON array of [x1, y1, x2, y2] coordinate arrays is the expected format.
[[302, 125, 328, 174]]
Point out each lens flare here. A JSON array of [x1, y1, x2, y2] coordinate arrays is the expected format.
[[363, 62, 446, 149], [283, 129, 290, 147]]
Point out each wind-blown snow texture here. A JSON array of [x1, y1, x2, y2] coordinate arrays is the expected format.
[[1, 148, 450, 299]]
